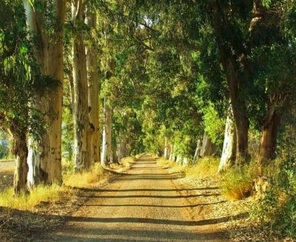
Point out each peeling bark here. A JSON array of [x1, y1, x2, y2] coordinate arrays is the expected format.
[[24, 0, 65, 186]]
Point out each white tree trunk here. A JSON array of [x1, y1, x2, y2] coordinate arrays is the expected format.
[[24, 0, 65, 186], [193, 138, 202, 163], [218, 111, 237, 172], [169, 145, 175, 161], [163, 137, 169, 159], [72, 0, 91, 171], [101, 97, 112, 166]]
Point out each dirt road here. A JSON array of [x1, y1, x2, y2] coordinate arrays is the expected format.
[[49, 155, 228, 242]]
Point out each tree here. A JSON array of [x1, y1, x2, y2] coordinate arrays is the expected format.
[[71, 0, 92, 171], [86, 9, 100, 164], [248, 1, 296, 166], [24, 0, 66, 186], [0, 0, 51, 194]]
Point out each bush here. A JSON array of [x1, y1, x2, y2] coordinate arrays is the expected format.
[[251, 156, 296, 238], [220, 165, 255, 200]]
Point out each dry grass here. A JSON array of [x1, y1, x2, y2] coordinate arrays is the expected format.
[[119, 156, 135, 169], [185, 157, 220, 178], [221, 167, 254, 200], [63, 163, 105, 188], [157, 157, 186, 173], [0, 184, 73, 210]]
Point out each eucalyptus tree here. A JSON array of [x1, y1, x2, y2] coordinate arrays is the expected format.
[[249, 1, 296, 166], [86, 9, 100, 164], [71, 0, 92, 171], [95, 0, 153, 162], [190, 0, 296, 170], [0, 0, 53, 194], [0, 0, 30, 194], [23, 0, 66, 186]]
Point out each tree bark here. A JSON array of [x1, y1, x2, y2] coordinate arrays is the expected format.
[[10, 121, 29, 195], [86, 10, 100, 164], [218, 112, 237, 172], [193, 138, 201, 163], [101, 97, 112, 166], [258, 106, 281, 167], [72, 0, 92, 171], [24, 0, 65, 186], [199, 132, 216, 157], [163, 137, 169, 159], [212, 1, 250, 167]]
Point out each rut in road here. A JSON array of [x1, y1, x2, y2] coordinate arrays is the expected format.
[[50, 155, 229, 242]]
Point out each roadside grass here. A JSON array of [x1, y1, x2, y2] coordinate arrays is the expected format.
[[63, 162, 106, 188], [0, 157, 135, 211], [185, 157, 220, 178], [220, 167, 255, 200], [0, 184, 73, 210], [158, 156, 257, 200], [157, 156, 220, 178]]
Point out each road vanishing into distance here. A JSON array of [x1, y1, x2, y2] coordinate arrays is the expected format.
[[49, 155, 228, 242]]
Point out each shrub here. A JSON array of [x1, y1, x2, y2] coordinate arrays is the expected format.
[[251, 156, 296, 238], [220, 165, 255, 200]]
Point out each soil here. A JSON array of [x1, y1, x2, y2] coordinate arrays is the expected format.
[[0, 155, 294, 242]]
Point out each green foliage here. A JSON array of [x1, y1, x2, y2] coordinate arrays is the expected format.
[[202, 103, 225, 151], [0, 0, 57, 147], [251, 156, 296, 238]]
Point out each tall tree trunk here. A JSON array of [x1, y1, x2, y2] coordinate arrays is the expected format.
[[117, 134, 127, 161], [193, 138, 202, 163], [218, 111, 237, 172], [86, 10, 100, 164], [163, 137, 169, 159], [10, 121, 28, 195], [24, 0, 65, 186], [212, 1, 249, 167], [101, 97, 112, 166], [258, 106, 281, 167], [199, 132, 216, 157], [72, 0, 91, 171]]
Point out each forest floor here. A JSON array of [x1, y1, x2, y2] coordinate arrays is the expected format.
[[0, 155, 294, 242]]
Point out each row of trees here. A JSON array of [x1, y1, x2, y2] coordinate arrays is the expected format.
[[1, 0, 296, 194]]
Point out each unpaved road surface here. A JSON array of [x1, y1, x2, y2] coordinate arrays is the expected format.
[[48, 155, 228, 242]]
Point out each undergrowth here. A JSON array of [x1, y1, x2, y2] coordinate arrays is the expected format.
[[185, 157, 220, 178], [220, 164, 256, 200], [0, 184, 72, 210], [63, 162, 106, 188], [251, 156, 296, 238], [0, 157, 134, 211]]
